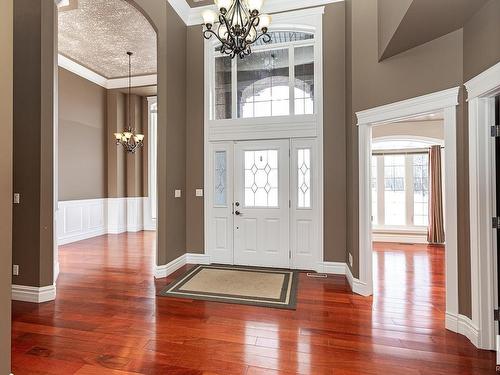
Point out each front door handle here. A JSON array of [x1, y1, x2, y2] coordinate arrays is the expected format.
[[235, 210, 241, 216]]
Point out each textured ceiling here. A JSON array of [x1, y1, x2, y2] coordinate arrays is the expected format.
[[58, 0, 157, 79]]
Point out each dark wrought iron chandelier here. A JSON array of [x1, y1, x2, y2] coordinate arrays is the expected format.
[[202, 0, 272, 59], [114, 52, 144, 153]]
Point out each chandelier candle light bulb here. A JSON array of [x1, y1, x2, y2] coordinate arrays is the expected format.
[[202, 0, 272, 59]]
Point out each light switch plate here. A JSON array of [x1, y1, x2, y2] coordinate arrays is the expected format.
[[175, 189, 182, 198], [13, 265, 19, 276], [13, 193, 20, 204], [196, 189, 204, 197]]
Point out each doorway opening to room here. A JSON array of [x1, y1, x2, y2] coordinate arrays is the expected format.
[[370, 114, 446, 311], [356, 87, 460, 336], [55, 0, 158, 282]]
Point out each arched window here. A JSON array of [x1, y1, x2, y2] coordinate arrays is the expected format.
[[213, 31, 315, 120]]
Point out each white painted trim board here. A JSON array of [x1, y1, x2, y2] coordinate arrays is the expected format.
[[356, 87, 462, 342]]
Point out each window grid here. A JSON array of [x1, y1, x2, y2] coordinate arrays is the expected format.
[[373, 153, 430, 228], [213, 32, 315, 120], [371, 156, 378, 225], [383, 155, 406, 226], [244, 150, 279, 207], [413, 154, 429, 226]]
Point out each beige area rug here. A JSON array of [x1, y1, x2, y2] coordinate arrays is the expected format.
[[159, 265, 299, 309]]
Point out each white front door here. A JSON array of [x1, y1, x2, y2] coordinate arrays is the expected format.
[[233, 140, 290, 268]]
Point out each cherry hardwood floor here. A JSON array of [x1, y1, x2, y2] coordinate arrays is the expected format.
[[12, 233, 496, 374]]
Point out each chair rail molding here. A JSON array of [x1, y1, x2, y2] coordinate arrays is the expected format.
[[355, 87, 462, 341], [464, 60, 500, 350]]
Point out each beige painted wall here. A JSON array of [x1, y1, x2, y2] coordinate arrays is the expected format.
[[186, 25, 205, 253], [106, 91, 147, 198], [13, 0, 55, 288], [346, 0, 500, 319], [345, 0, 464, 302], [463, 0, 500, 82], [372, 120, 444, 140], [59, 67, 107, 200], [164, 3, 187, 262], [0, 0, 13, 371]]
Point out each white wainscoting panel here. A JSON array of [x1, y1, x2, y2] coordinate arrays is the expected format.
[[57, 199, 107, 245], [58, 197, 155, 245]]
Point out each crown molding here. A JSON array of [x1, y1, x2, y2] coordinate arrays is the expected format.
[[58, 54, 157, 90], [168, 0, 342, 26]]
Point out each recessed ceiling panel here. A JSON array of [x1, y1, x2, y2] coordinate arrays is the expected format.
[[59, 0, 157, 79]]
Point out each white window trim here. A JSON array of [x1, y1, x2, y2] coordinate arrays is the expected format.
[[465, 60, 500, 350], [204, 7, 325, 272], [372, 149, 431, 230], [355, 87, 460, 344], [204, 7, 324, 141]]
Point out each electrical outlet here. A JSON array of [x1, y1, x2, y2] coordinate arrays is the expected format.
[[175, 189, 182, 198], [349, 253, 353, 267], [196, 189, 203, 197], [13, 265, 19, 276], [13, 193, 20, 204]]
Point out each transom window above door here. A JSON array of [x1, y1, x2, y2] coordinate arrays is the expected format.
[[213, 31, 315, 120]]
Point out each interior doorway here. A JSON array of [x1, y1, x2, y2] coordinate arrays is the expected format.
[[55, 0, 158, 284], [356, 87, 460, 336], [369, 113, 447, 324]]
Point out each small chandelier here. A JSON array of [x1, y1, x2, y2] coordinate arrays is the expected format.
[[202, 0, 272, 59], [114, 52, 144, 153]]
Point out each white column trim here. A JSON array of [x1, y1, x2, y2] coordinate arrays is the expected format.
[[355, 87, 462, 337], [465, 60, 500, 350]]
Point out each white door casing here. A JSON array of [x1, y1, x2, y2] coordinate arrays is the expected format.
[[355, 87, 461, 339], [233, 140, 290, 268], [465, 60, 500, 350]]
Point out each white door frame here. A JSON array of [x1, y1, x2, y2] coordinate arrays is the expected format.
[[465, 61, 500, 350], [203, 7, 325, 271], [355, 87, 461, 334]]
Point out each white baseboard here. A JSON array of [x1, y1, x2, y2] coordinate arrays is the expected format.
[[186, 253, 211, 265], [154, 253, 213, 279], [316, 261, 372, 296], [317, 261, 346, 274], [372, 232, 428, 244], [154, 254, 187, 279], [445, 312, 480, 347], [345, 264, 372, 296], [58, 197, 156, 245], [12, 284, 56, 303]]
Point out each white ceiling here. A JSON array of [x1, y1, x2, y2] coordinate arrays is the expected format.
[[58, 0, 157, 79]]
